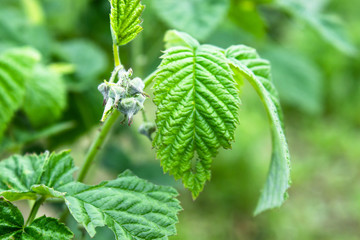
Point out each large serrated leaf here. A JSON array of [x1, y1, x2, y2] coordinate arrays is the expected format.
[[150, 0, 229, 41], [0, 47, 40, 141], [225, 45, 291, 215], [152, 30, 240, 198], [0, 198, 73, 239], [0, 152, 181, 239], [60, 170, 181, 240], [0, 151, 76, 201], [23, 65, 67, 127], [110, 0, 145, 46]]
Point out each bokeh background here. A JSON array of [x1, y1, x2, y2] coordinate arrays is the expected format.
[[0, 0, 359, 239]]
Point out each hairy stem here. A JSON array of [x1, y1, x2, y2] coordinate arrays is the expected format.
[[77, 111, 120, 182], [77, 43, 122, 182], [25, 197, 46, 226]]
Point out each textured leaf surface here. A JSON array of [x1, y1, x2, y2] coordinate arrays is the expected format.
[[0, 198, 73, 239], [225, 45, 291, 215], [23, 65, 67, 127], [110, 0, 145, 46], [278, 0, 357, 55], [151, 0, 229, 40], [153, 30, 240, 198], [60, 170, 181, 240], [0, 48, 40, 141], [0, 151, 75, 201], [0, 152, 181, 239]]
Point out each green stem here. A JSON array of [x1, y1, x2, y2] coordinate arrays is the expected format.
[[77, 111, 120, 182], [25, 197, 46, 226], [113, 44, 121, 67]]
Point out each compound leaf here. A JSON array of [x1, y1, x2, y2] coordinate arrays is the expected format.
[[0, 151, 76, 201], [152, 30, 240, 198], [0, 47, 40, 141], [109, 0, 145, 46], [225, 45, 291, 215], [60, 170, 181, 240], [151, 0, 229, 41], [0, 198, 73, 239]]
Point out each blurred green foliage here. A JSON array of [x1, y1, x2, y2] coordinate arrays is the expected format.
[[0, 0, 359, 239]]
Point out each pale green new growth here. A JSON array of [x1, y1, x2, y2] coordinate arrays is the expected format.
[[225, 45, 291, 215], [153, 30, 241, 198], [109, 0, 145, 46], [0, 48, 40, 141], [0, 199, 74, 239]]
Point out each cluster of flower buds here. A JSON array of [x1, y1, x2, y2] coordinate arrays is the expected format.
[[98, 66, 148, 125]]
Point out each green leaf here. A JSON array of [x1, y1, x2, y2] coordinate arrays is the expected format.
[[56, 39, 108, 91], [60, 170, 181, 240], [225, 45, 291, 215], [22, 65, 67, 127], [0, 152, 181, 239], [109, 0, 145, 46], [151, 0, 230, 41], [277, 0, 357, 55], [261, 47, 323, 114], [0, 151, 76, 201], [0, 47, 40, 141], [0, 198, 74, 239], [152, 30, 240, 198]]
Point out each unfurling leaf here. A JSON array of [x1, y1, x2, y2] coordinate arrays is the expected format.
[[153, 30, 241, 198], [225, 45, 291, 215], [109, 0, 145, 46], [0, 198, 73, 239]]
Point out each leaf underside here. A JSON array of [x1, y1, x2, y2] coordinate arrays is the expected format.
[[0, 198, 73, 240], [225, 45, 291, 215], [110, 0, 145, 46], [153, 31, 240, 198]]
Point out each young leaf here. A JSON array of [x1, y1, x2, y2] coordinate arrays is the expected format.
[[151, 0, 230, 41], [109, 0, 145, 46], [152, 30, 240, 198], [0, 151, 76, 201], [225, 45, 291, 215], [60, 170, 181, 240], [0, 47, 40, 141], [23, 64, 67, 127], [0, 198, 74, 239]]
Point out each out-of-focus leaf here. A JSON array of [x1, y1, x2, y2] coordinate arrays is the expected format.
[[151, 0, 230, 41], [229, 0, 267, 38], [226, 45, 291, 215], [23, 65, 67, 127], [0, 47, 40, 141], [277, 0, 357, 56], [0, 198, 73, 239], [261, 47, 323, 114], [56, 39, 108, 90]]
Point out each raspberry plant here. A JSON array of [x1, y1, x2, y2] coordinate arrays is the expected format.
[[0, 0, 291, 239]]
